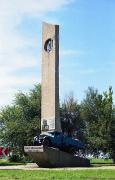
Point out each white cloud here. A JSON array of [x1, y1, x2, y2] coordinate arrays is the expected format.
[[60, 49, 82, 56], [0, 74, 39, 106], [78, 69, 96, 75], [0, 53, 38, 72], [0, 0, 73, 106], [76, 66, 112, 75]]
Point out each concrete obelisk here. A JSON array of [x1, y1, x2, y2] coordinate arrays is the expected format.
[[41, 22, 61, 132], [24, 22, 90, 168]]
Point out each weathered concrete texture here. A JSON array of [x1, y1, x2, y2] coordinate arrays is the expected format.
[[41, 22, 61, 132], [24, 146, 90, 168]]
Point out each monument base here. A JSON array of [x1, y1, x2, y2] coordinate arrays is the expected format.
[[24, 146, 90, 168]]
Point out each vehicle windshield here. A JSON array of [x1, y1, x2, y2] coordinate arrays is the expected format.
[[39, 131, 61, 138]]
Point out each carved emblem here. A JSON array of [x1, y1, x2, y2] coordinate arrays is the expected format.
[[44, 38, 53, 52]]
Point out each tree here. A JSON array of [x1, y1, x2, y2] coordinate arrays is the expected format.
[[81, 87, 113, 156], [109, 107, 115, 163], [0, 84, 41, 158], [60, 93, 84, 140]]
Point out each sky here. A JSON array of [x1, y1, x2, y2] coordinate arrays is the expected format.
[[0, 0, 115, 106]]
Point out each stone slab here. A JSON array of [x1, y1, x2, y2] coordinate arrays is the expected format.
[[24, 146, 90, 168]]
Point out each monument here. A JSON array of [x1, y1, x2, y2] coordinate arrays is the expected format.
[[24, 22, 90, 167], [41, 22, 61, 132]]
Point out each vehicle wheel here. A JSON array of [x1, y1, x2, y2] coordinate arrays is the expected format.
[[33, 141, 37, 146], [43, 138, 51, 148], [34, 141, 40, 146]]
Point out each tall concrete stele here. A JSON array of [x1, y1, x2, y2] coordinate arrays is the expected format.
[[41, 22, 61, 132], [24, 22, 90, 167]]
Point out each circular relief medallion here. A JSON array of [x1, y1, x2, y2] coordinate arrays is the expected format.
[[44, 38, 53, 53]]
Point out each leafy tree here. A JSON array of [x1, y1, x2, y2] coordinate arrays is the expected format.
[[60, 93, 84, 140], [81, 87, 113, 157], [0, 84, 41, 158], [109, 107, 115, 163]]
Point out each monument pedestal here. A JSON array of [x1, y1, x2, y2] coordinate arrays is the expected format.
[[24, 146, 90, 168]]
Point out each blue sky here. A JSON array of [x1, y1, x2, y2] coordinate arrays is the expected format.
[[0, 0, 115, 106]]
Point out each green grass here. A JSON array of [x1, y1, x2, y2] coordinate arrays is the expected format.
[[0, 158, 115, 179], [90, 158, 113, 164], [0, 159, 25, 166], [0, 169, 115, 180]]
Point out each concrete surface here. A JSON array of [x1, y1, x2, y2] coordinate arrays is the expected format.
[[41, 22, 61, 132], [24, 146, 90, 168]]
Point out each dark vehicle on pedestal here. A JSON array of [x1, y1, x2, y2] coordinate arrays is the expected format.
[[33, 131, 84, 154]]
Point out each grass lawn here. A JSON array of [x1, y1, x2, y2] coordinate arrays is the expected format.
[[0, 169, 115, 180], [0, 159, 25, 166], [90, 158, 114, 166], [0, 158, 115, 179]]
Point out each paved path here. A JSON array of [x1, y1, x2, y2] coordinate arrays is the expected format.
[[0, 163, 115, 170]]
